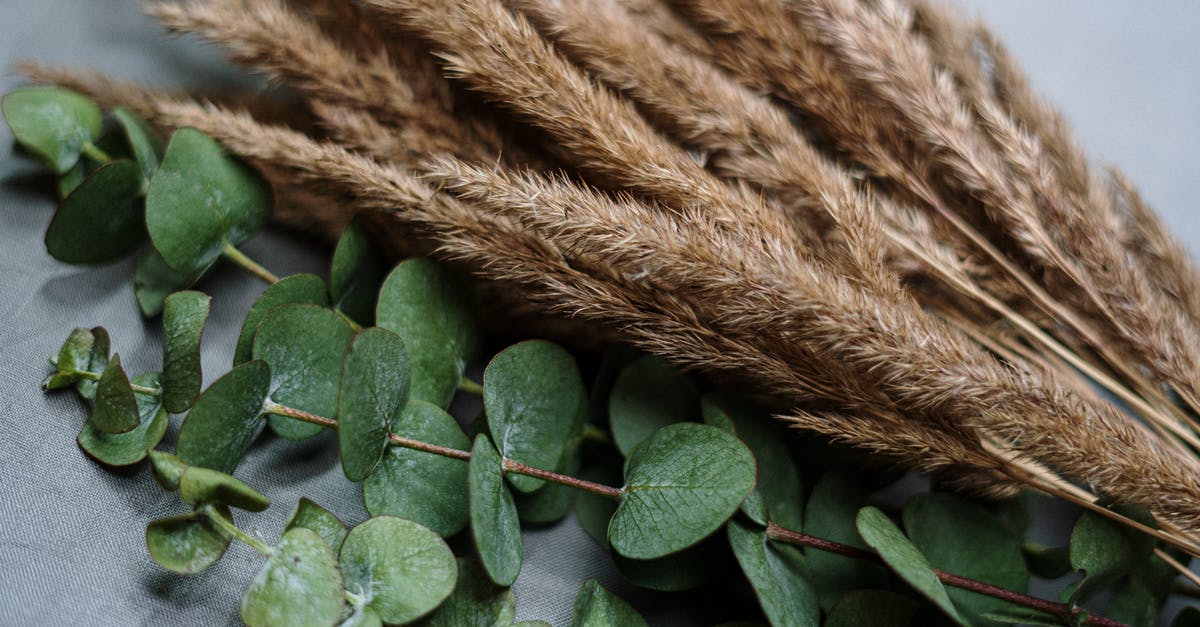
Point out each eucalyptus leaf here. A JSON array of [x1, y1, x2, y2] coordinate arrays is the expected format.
[[43, 327, 94, 390], [45, 159, 145, 264], [1069, 507, 1156, 602], [134, 249, 202, 318], [77, 372, 168, 466], [233, 273, 328, 365], [484, 340, 586, 493], [285, 498, 347, 552], [2, 86, 101, 173], [825, 590, 918, 627], [376, 259, 480, 407], [240, 527, 344, 627], [179, 466, 270, 512], [91, 354, 140, 434], [613, 539, 720, 592], [364, 400, 470, 537], [515, 450, 580, 524], [330, 218, 385, 326], [75, 326, 110, 400], [803, 471, 886, 610], [421, 559, 517, 627], [339, 516, 458, 624], [162, 290, 210, 413], [570, 580, 648, 627], [253, 304, 354, 439], [1106, 552, 1178, 627], [575, 457, 621, 551], [980, 610, 1063, 626], [338, 327, 410, 481], [608, 355, 698, 456], [343, 607, 383, 627], [727, 519, 818, 627], [148, 450, 188, 491], [111, 107, 162, 184], [856, 506, 964, 625], [469, 435, 523, 586], [176, 360, 270, 473], [609, 423, 755, 559], [145, 506, 233, 574], [145, 127, 271, 275], [58, 161, 86, 199]]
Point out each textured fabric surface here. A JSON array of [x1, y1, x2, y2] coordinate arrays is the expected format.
[[0, 2, 1197, 626]]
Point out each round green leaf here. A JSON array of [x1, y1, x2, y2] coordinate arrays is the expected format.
[[77, 372, 169, 466], [514, 450, 580, 524], [134, 249, 203, 318], [609, 423, 754, 559], [727, 519, 818, 627], [145, 506, 233, 574], [111, 107, 163, 184], [608, 355, 698, 456], [803, 471, 886, 609], [148, 450, 188, 491], [45, 159, 145, 264], [856, 506, 964, 625], [468, 435, 523, 586], [330, 218, 385, 326], [145, 127, 271, 274], [179, 466, 270, 512], [2, 87, 101, 173], [421, 559, 517, 627], [176, 360, 270, 473], [575, 458, 621, 551], [58, 161, 87, 199], [342, 607, 383, 627], [90, 353, 140, 434], [241, 527, 344, 627], [253, 304, 354, 439], [43, 327, 94, 390], [339, 516, 458, 624], [363, 400, 470, 537], [286, 498, 347, 552], [338, 327, 410, 481], [376, 258, 481, 407], [234, 273, 329, 365], [484, 340, 586, 493], [1068, 507, 1156, 603], [570, 579, 648, 627], [903, 493, 1028, 624], [825, 590, 918, 627], [162, 290, 211, 413]]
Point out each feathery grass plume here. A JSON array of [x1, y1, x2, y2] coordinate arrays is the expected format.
[[614, 0, 712, 59]]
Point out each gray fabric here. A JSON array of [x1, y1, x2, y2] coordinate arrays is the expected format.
[[0, 2, 1197, 626]]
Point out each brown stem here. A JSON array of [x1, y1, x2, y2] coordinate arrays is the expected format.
[[765, 522, 1129, 627], [263, 402, 623, 499]]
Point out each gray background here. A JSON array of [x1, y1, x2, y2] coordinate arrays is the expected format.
[[0, 2, 1197, 625]]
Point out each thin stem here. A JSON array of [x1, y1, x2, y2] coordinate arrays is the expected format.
[[582, 424, 613, 446], [203, 505, 273, 556], [221, 242, 279, 284], [765, 522, 1128, 627], [457, 376, 484, 395], [262, 402, 624, 500], [80, 141, 112, 164], [77, 370, 161, 396]]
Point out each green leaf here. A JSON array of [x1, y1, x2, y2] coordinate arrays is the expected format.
[[613, 540, 720, 592], [330, 218, 385, 326], [2, 87, 101, 173], [45, 160, 145, 264], [43, 327, 95, 390], [234, 273, 329, 365], [702, 393, 803, 529], [145, 506, 233, 574], [179, 466, 270, 512], [77, 372, 169, 466], [825, 590, 918, 627], [148, 450, 188, 491], [253, 304, 354, 439], [1022, 543, 1071, 579], [134, 249, 203, 318], [608, 355, 697, 456], [240, 527, 344, 627], [484, 340, 586, 493], [343, 607, 383, 627], [338, 327, 410, 481], [856, 506, 964, 625], [364, 400, 470, 537], [609, 423, 755, 559], [903, 493, 1028, 624], [75, 326, 110, 400], [574, 457, 621, 551], [1069, 507, 1156, 602], [570, 579, 648, 627], [111, 107, 163, 185], [339, 516, 458, 624], [285, 498, 347, 553], [421, 559, 517, 627], [1105, 552, 1178, 627], [376, 258, 481, 407], [803, 471, 886, 609], [145, 127, 271, 274], [980, 609, 1063, 626], [90, 354, 140, 433], [468, 435, 523, 586], [515, 450, 580, 525], [58, 161, 86, 199], [162, 290, 211, 413], [176, 360, 270, 473], [727, 519, 818, 627]]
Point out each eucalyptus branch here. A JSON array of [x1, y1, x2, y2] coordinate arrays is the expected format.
[[220, 242, 279, 284], [262, 401, 623, 499], [202, 505, 273, 556], [764, 522, 1128, 627], [76, 370, 160, 396], [456, 376, 484, 395]]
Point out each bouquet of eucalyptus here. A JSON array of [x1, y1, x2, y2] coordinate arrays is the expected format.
[[9, 0, 1200, 625]]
